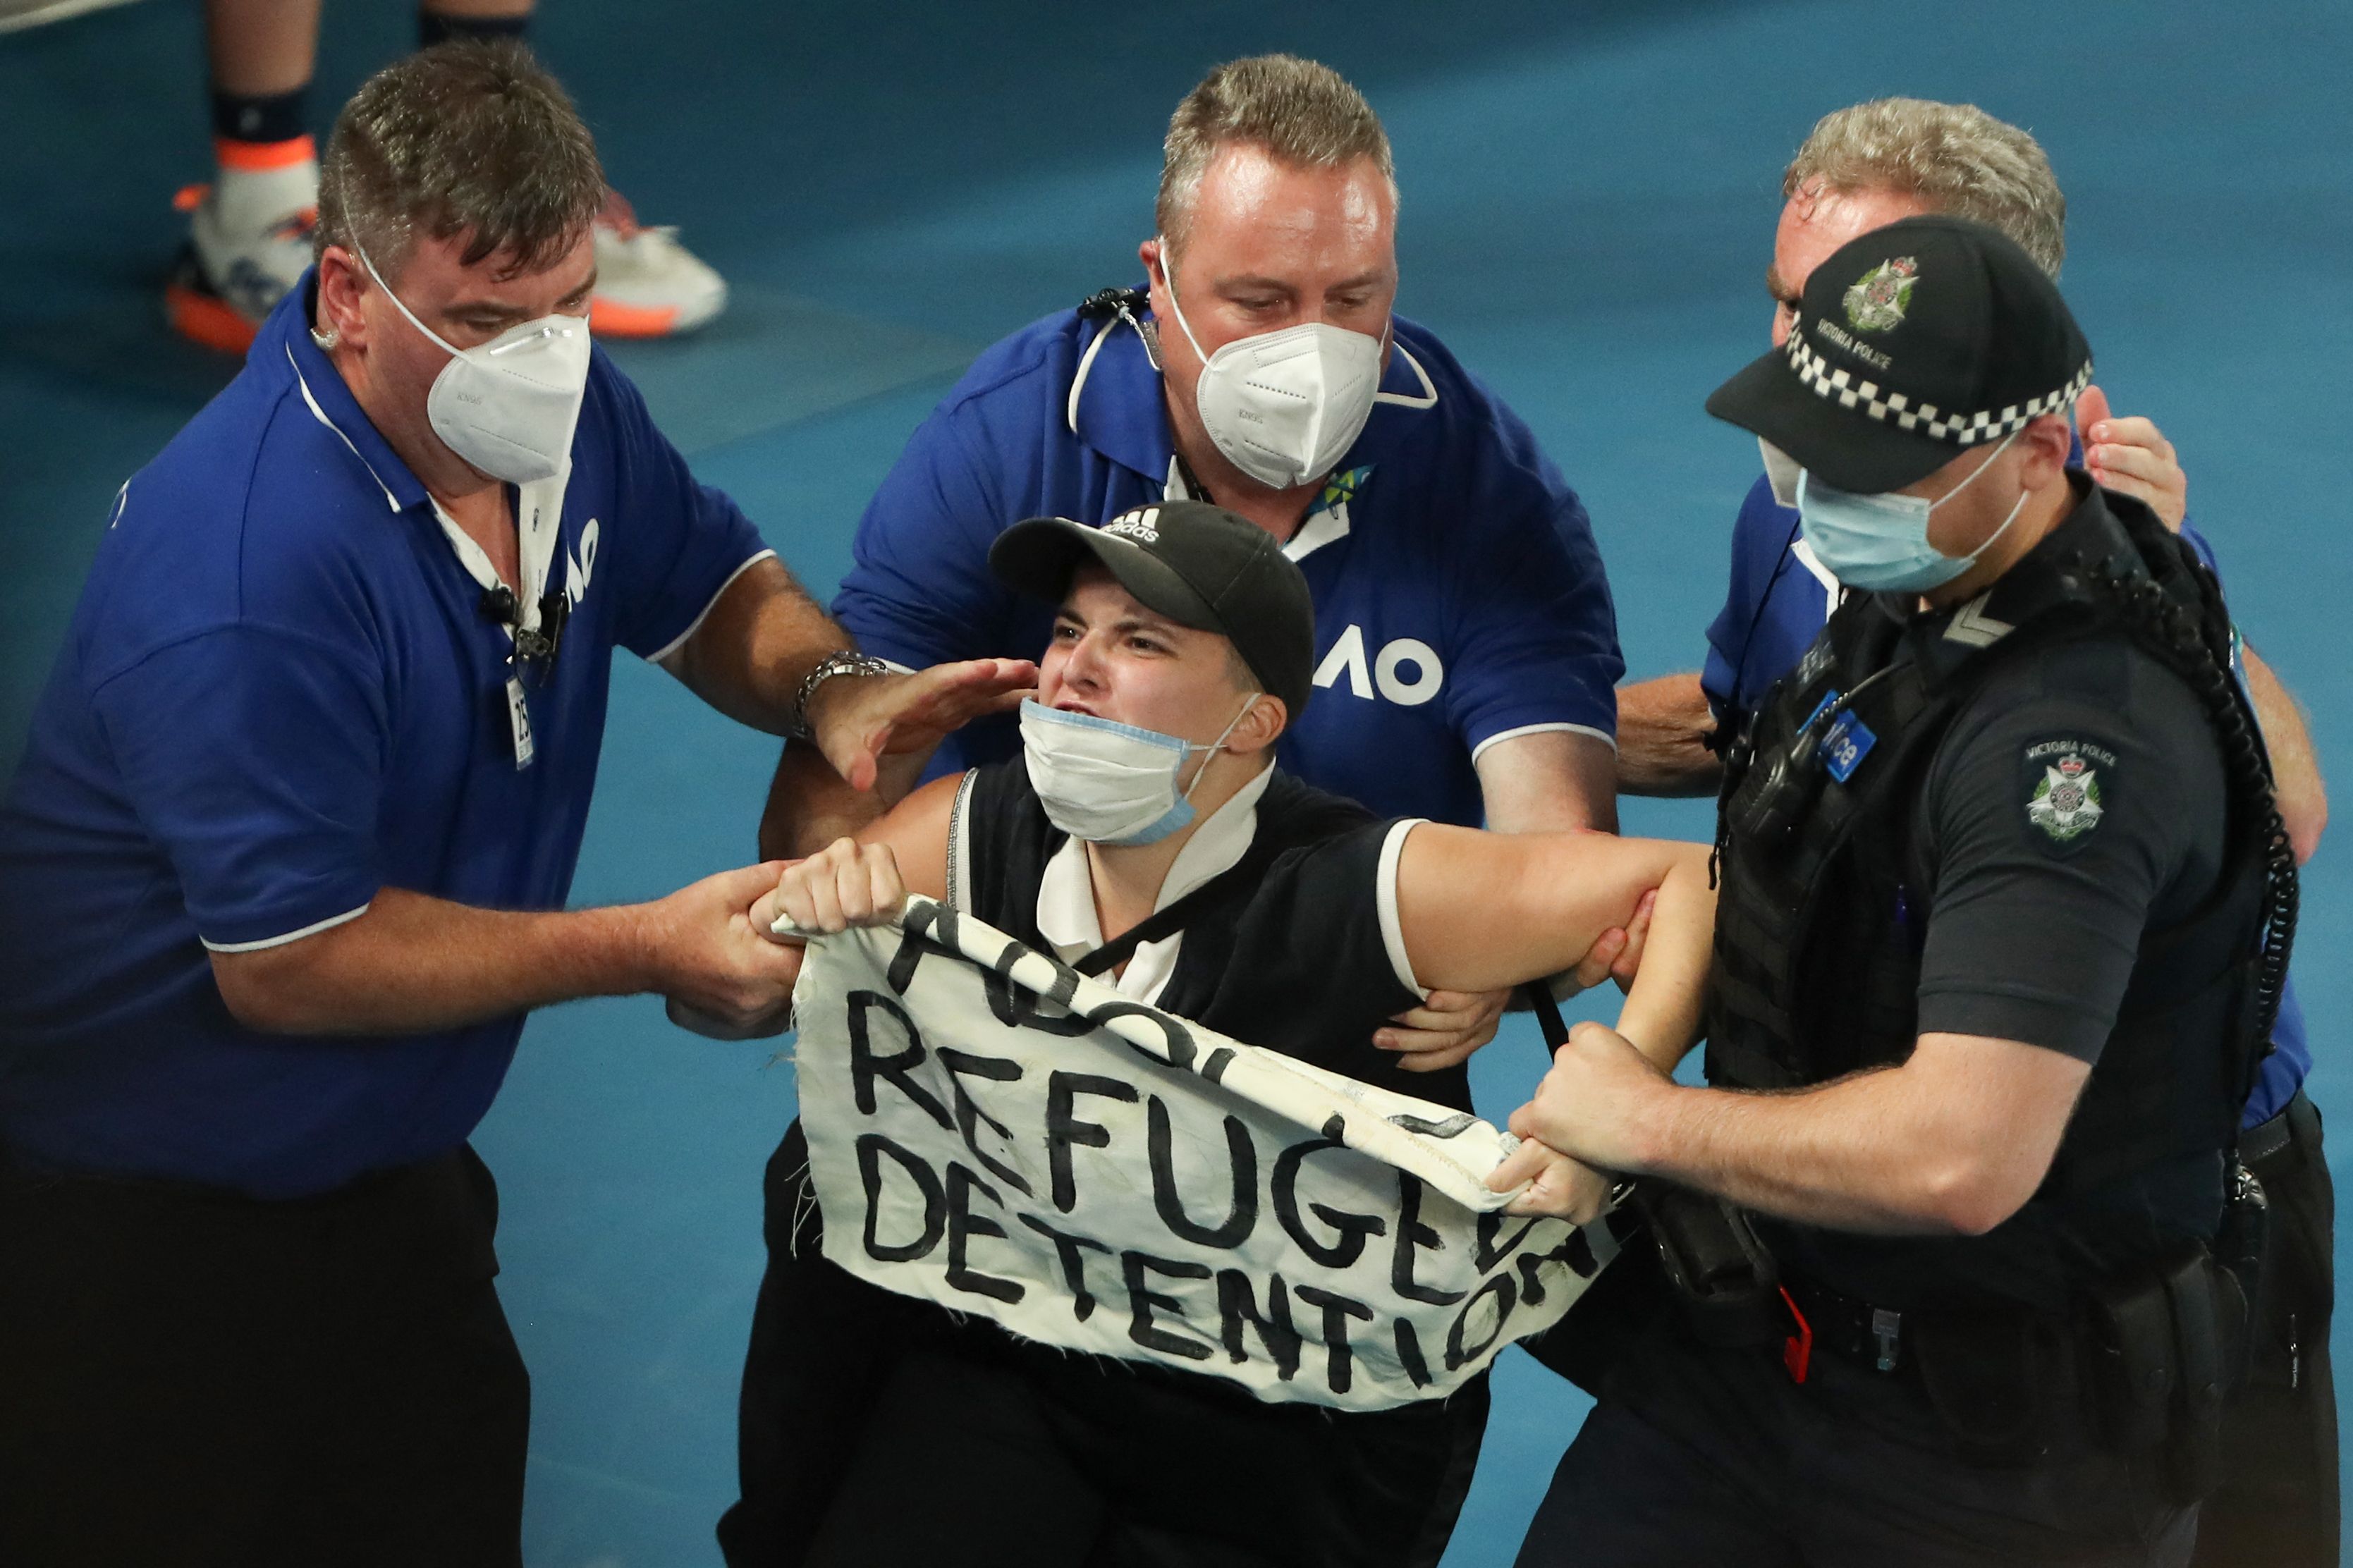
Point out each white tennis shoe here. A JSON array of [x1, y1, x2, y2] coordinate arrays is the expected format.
[[167, 141, 319, 354], [587, 189, 728, 338], [168, 169, 727, 353]]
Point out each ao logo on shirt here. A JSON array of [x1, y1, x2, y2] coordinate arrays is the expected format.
[[564, 518, 599, 608], [1314, 625, 1443, 707]]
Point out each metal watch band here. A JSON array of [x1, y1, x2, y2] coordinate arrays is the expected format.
[[788, 651, 889, 740]]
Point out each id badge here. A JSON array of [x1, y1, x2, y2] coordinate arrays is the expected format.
[[1821, 709, 1876, 783], [506, 675, 536, 770]]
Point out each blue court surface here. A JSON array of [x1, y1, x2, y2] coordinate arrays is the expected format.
[[4, 1, 2348, 1561]]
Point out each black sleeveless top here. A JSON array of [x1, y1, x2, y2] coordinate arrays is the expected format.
[[953, 758, 1471, 1114]]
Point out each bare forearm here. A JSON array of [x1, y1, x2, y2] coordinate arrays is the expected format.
[[212, 888, 653, 1036], [759, 740, 893, 860], [666, 557, 847, 735], [1400, 830, 1706, 992], [1615, 673, 1722, 798], [2244, 645, 2327, 863], [1622, 1070, 1982, 1234], [1611, 855, 1715, 1072], [1477, 730, 1619, 833]]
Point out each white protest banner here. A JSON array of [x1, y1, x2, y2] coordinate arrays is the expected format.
[[791, 895, 1625, 1413]]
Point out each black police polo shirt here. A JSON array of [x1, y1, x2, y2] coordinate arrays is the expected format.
[[1776, 489, 2235, 1312]]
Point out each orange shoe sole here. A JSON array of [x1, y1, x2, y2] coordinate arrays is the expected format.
[[589, 297, 682, 338], [166, 281, 260, 355]]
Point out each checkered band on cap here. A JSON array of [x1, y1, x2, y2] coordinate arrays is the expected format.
[[1786, 332, 2094, 447]]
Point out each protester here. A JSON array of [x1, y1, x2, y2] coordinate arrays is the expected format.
[[741, 501, 1712, 1567]]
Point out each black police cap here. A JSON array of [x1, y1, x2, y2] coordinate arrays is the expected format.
[[1707, 214, 2093, 494], [989, 501, 1316, 722]]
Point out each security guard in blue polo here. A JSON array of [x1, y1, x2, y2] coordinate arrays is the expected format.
[[1499, 215, 2297, 1567]]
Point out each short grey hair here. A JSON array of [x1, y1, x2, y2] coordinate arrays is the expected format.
[[316, 40, 605, 280], [1784, 97, 2066, 276], [1157, 55, 1395, 253]]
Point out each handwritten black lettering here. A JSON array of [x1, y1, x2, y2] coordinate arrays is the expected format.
[[981, 936, 1094, 1036], [1085, 1000, 1198, 1073], [1474, 1206, 1543, 1272], [1273, 1117, 1386, 1268], [885, 902, 958, 995], [1148, 1095, 1258, 1249], [1294, 1285, 1375, 1396], [847, 991, 950, 1129], [1045, 1072, 1139, 1213], [1390, 1173, 1465, 1306], [1515, 1227, 1599, 1308], [855, 1134, 943, 1263], [936, 1048, 1034, 1198], [944, 1163, 1023, 1304], [1393, 1319, 1434, 1389], [1216, 1270, 1302, 1380], [1123, 1251, 1214, 1361], [1019, 1213, 1111, 1323], [1445, 1273, 1517, 1371]]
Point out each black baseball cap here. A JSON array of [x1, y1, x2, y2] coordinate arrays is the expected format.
[[989, 500, 1316, 719], [1706, 214, 2093, 494]]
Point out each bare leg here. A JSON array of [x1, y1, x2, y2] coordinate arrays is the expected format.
[[175, 0, 323, 348], [418, 0, 532, 20], [203, 0, 319, 99], [402, 0, 733, 341]]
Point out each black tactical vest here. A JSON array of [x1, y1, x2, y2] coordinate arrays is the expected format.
[[1707, 489, 2290, 1306]]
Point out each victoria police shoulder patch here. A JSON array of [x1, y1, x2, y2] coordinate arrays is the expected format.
[[2021, 737, 2117, 853]]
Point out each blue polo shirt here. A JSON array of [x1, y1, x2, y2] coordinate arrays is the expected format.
[[833, 301, 1622, 828], [1700, 472, 2310, 1125], [0, 276, 769, 1198]]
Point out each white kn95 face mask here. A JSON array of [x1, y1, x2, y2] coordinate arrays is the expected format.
[[358, 245, 592, 485], [1157, 239, 1384, 491]]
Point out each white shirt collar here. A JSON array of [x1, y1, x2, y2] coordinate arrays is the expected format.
[[1035, 762, 1276, 1002], [427, 466, 570, 637], [1160, 455, 1353, 565]]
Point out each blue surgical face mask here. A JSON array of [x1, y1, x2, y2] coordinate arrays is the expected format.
[[1018, 695, 1258, 847], [1797, 430, 2028, 593]]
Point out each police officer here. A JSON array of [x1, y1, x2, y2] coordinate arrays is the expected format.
[[1495, 214, 2296, 1567], [1611, 98, 2335, 1567]]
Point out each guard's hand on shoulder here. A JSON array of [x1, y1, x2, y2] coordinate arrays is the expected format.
[[760, 837, 907, 938], [2078, 385, 2187, 532], [812, 659, 1038, 792]]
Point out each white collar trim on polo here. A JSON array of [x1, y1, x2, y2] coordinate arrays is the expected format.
[[287, 342, 569, 638], [1161, 457, 1353, 565], [1034, 760, 1277, 1005], [287, 345, 401, 512]]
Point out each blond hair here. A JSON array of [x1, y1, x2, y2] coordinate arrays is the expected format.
[[1785, 98, 2065, 276], [1157, 55, 1395, 252]]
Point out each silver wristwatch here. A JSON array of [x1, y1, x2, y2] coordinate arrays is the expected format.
[[788, 650, 889, 740]]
